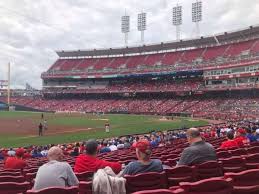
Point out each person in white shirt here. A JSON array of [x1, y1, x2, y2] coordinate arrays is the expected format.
[[109, 143, 118, 151], [7, 148, 16, 156]]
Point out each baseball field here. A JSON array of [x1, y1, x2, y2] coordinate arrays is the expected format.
[[0, 111, 209, 148]]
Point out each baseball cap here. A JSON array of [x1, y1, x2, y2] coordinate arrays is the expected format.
[[16, 148, 25, 157], [136, 140, 151, 154]]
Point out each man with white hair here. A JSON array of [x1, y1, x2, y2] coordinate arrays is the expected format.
[[33, 146, 79, 190]]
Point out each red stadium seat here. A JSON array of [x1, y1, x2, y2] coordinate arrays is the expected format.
[[177, 177, 233, 194], [224, 169, 259, 194], [217, 151, 230, 159], [165, 166, 195, 186], [244, 153, 259, 169], [0, 175, 25, 183], [26, 186, 78, 194], [0, 182, 30, 194], [132, 189, 184, 194], [125, 172, 168, 193], [229, 149, 247, 157], [219, 156, 246, 173], [194, 161, 223, 180], [79, 181, 92, 194], [75, 171, 94, 181], [246, 146, 259, 154]]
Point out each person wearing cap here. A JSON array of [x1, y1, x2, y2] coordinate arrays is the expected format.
[[177, 128, 217, 166], [4, 148, 27, 169], [74, 140, 122, 174], [121, 140, 163, 176], [234, 128, 249, 147], [220, 131, 238, 149], [33, 146, 79, 191]]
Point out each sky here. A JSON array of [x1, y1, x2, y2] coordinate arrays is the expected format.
[[0, 0, 258, 89]]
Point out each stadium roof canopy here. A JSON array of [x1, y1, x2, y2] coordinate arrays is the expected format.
[[56, 25, 259, 58]]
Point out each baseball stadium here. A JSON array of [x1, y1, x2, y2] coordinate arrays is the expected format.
[[0, 0, 259, 193]]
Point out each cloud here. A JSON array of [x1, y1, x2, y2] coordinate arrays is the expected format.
[[0, 0, 258, 89]]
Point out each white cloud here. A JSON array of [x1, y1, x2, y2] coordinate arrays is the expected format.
[[0, 0, 258, 89]]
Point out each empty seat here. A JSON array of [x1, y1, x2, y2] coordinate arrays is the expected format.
[[224, 169, 259, 194], [195, 161, 223, 180], [246, 146, 259, 154], [220, 157, 246, 173], [0, 182, 30, 194], [244, 153, 259, 169], [177, 177, 233, 194], [0, 175, 25, 183], [125, 172, 168, 193], [79, 181, 92, 194], [229, 149, 247, 157], [217, 151, 230, 159], [26, 186, 78, 194], [132, 189, 181, 194], [165, 166, 195, 186]]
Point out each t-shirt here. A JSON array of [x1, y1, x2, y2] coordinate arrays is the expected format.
[[234, 136, 248, 147], [33, 160, 79, 191], [246, 134, 257, 143], [178, 141, 217, 166], [4, 157, 27, 169], [220, 140, 238, 149], [74, 154, 122, 174], [122, 159, 163, 176]]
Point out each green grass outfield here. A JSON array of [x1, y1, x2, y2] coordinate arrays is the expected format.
[[0, 111, 208, 148]]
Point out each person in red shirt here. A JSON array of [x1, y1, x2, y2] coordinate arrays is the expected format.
[[4, 148, 27, 169], [74, 140, 122, 174], [220, 131, 238, 149], [234, 129, 249, 147]]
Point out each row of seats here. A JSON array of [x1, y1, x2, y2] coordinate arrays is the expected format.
[[48, 39, 259, 73]]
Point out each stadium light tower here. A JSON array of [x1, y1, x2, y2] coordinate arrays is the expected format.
[[172, 4, 182, 41], [137, 12, 147, 44], [192, 0, 202, 38], [121, 12, 130, 46]]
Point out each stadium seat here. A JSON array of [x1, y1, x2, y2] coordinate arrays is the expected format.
[[26, 186, 78, 194], [0, 182, 30, 194], [125, 172, 168, 193], [0, 175, 25, 183], [176, 177, 233, 194], [131, 189, 184, 194], [217, 151, 231, 159], [244, 153, 259, 169], [219, 156, 246, 173], [0, 171, 21, 176], [165, 166, 195, 186], [75, 171, 94, 181], [246, 146, 259, 154], [194, 161, 223, 180], [224, 169, 259, 194], [229, 149, 247, 157], [79, 181, 92, 194]]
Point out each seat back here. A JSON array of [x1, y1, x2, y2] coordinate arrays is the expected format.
[[216, 151, 230, 159], [246, 146, 259, 154], [195, 161, 223, 180], [125, 172, 168, 193], [179, 177, 233, 194], [79, 181, 92, 194], [75, 171, 94, 181], [220, 156, 246, 173], [229, 148, 247, 157], [0, 175, 25, 183], [166, 166, 195, 186], [132, 189, 182, 194], [224, 169, 259, 186], [26, 186, 78, 194], [0, 182, 30, 194]]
